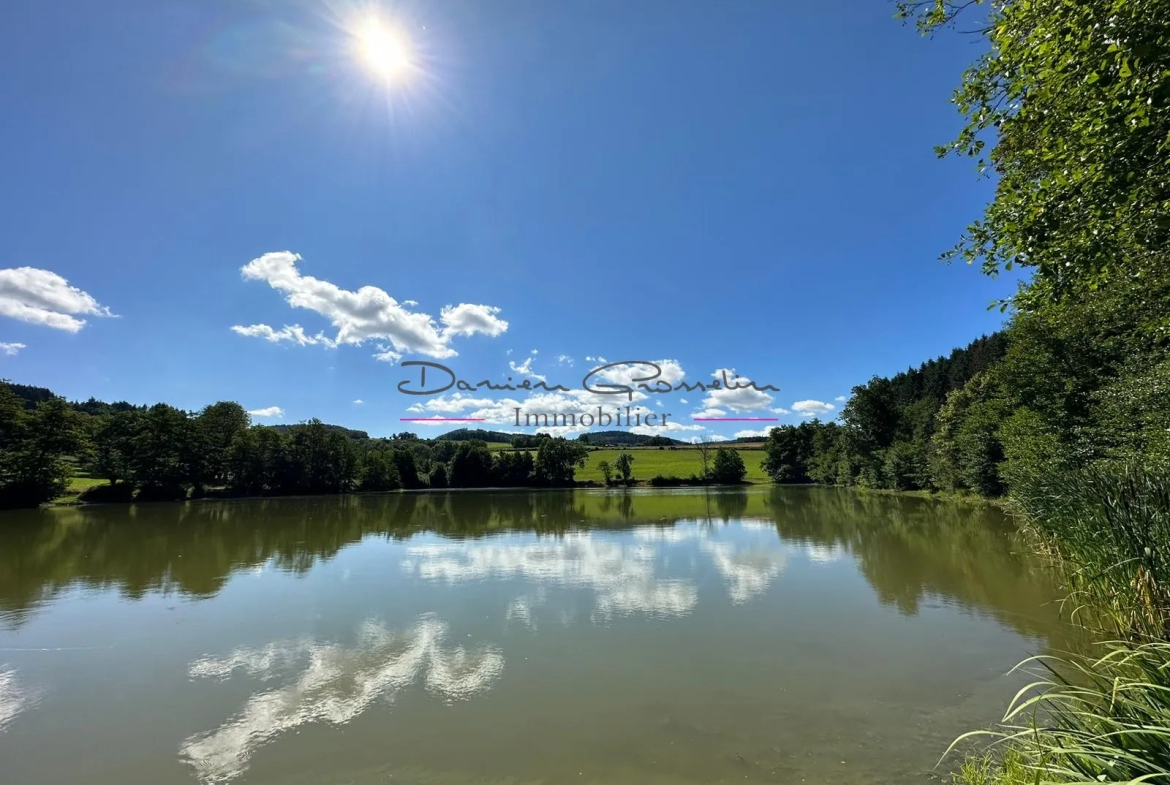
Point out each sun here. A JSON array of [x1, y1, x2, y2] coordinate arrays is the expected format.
[[357, 18, 409, 81]]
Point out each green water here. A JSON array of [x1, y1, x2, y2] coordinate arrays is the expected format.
[[0, 487, 1071, 784]]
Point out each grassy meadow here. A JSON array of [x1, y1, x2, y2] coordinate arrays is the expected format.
[[577, 447, 769, 483]]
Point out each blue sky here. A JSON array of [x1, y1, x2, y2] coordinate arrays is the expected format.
[[0, 0, 1019, 440]]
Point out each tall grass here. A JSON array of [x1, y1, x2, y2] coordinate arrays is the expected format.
[[1011, 462, 1170, 640], [952, 463, 1170, 784]]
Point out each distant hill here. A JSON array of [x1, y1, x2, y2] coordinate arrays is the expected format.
[[436, 428, 517, 443], [576, 431, 682, 446], [0, 380, 368, 438], [268, 423, 370, 440]]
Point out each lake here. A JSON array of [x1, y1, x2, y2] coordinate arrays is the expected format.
[[0, 487, 1071, 785]]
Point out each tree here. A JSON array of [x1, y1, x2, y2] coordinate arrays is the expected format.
[[447, 441, 494, 488], [132, 403, 194, 498], [0, 396, 85, 507], [193, 402, 249, 490], [614, 452, 635, 484], [762, 423, 818, 483], [533, 438, 589, 485], [87, 410, 141, 485], [899, 0, 1170, 308], [597, 460, 613, 485], [696, 437, 714, 479], [710, 447, 747, 484], [492, 450, 535, 486], [359, 447, 401, 492]]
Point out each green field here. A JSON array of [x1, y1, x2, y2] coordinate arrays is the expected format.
[[576, 448, 769, 484]]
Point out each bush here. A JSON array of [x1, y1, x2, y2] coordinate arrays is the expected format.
[[710, 447, 747, 484], [78, 482, 136, 504]]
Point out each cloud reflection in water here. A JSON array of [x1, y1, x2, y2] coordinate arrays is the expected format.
[[179, 615, 504, 784]]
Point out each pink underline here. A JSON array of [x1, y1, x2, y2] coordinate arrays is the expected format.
[[692, 417, 779, 421], [399, 418, 486, 421]]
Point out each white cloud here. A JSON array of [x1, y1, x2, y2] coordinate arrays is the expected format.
[[556, 354, 573, 366], [584, 356, 607, 364], [530, 349, 538, 355], [248, 406, 284, 419], [679, 398, 688, 405], [402, 299, 418, 307], [509, 355, 546, 383], [0, 267, 114, 332], [655, 400, 663, 407], [792, 400, 835, 416], [230, 324, 334, 346], [771, 407, 791, 415], [734, 428, 776, 439], [698, 369, 774, 413], [353, 399, 364, 405], [0, 342, 26, 356], [439, 303, 509, 339], [834, 395, 847, 402], [689, 434, 730, 443], [234, 252, 507, 359], [692, 408, 727, 419], [406, 393, 495, 414], [372, 345, 402, 364], [181, 616, 503, 785]]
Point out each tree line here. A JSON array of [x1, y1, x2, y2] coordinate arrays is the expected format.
[[761, 261, 1170, 498], [0, 389, 604, 508]]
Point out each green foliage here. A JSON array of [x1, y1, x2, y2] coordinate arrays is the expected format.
[[447, 440, 494, 488], [899, 0, 1170, 308], [710, 447, 747, 484], [533, 438, 590, 486], [0, 392, 86, 508], [597, 459, 613, 485], [762, 422, 818, 483], [614, 451, 635, 484]]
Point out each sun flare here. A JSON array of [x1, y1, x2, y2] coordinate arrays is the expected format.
[[358, 19, 409, 81]]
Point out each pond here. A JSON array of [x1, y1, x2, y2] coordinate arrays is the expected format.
[[0, 487, 1071, 784]]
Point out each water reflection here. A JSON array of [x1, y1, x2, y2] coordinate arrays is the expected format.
[[0, 666, 37, 732], [403, 534, 698, 619], [0, 488, 1058, 640], [700, 539, 788, 604], [180, 615, 504, 784]]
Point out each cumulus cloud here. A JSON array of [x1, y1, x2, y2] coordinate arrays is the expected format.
[[0, 342, 25, 356], [692, 408, 727, 419], [247, 406, 284, 418], [697, 369, 775, 413], [689, 434, 730, 443], [0, 267, 114, 332], [353, 399, 363, 405], [406, 393, 495, 414], [584, 356, 607, 364], [834, 395, 847, 402], [230, 324, 333, 346], [232, 252, 507, 360], [556, 354, 573, 366], [508, 355, 546, 383], [792, 400, 835, 416], [771, 407, 791, 415], [679, 398, 688, 405], [734, 428, 776, 439]]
